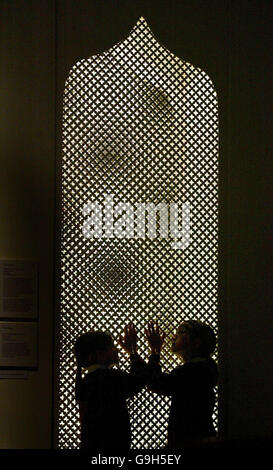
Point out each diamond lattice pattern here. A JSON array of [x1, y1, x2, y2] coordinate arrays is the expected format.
[[58, 17, 218, 449]]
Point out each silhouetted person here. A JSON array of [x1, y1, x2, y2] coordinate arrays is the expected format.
[[145, 320, 218, 449], [74, 323, 147, 451]]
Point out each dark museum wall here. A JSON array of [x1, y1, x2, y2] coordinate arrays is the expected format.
[[0, 0, 272, 449]]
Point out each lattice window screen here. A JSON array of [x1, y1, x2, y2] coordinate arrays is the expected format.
[[58, 17, 218, 449]]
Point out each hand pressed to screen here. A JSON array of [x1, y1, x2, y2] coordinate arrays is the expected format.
[[145, 320, 166, 355], [118, 322, 138, 354]]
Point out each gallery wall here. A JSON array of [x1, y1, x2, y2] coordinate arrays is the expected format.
[[0, 0, 271, 448], [0, 0, 55, 448]]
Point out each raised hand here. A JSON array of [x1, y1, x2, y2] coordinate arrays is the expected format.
[[145, 320, 166, 354], [118, 322, 138, 354]]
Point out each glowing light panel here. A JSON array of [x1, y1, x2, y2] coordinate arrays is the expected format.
[[58, 17, 218, 449]]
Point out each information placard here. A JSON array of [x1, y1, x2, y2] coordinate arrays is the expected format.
[[0, 260, 38, 319], [0, 322, 38, 369]]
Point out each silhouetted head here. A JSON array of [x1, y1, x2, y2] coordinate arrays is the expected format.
[[74, 330, 119, 368], [171, 320, 216, 361]]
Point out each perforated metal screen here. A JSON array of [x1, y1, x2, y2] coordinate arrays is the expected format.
[[58, 17, 218, 449]]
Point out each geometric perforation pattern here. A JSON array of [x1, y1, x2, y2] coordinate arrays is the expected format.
[[58, 17, 218, 449]]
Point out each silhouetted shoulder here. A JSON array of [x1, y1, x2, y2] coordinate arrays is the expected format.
[[182, 358, 218, 387]]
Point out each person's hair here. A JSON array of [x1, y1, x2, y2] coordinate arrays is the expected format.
[[181, 320, 216, 357], [74, 330, 113, 368]]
